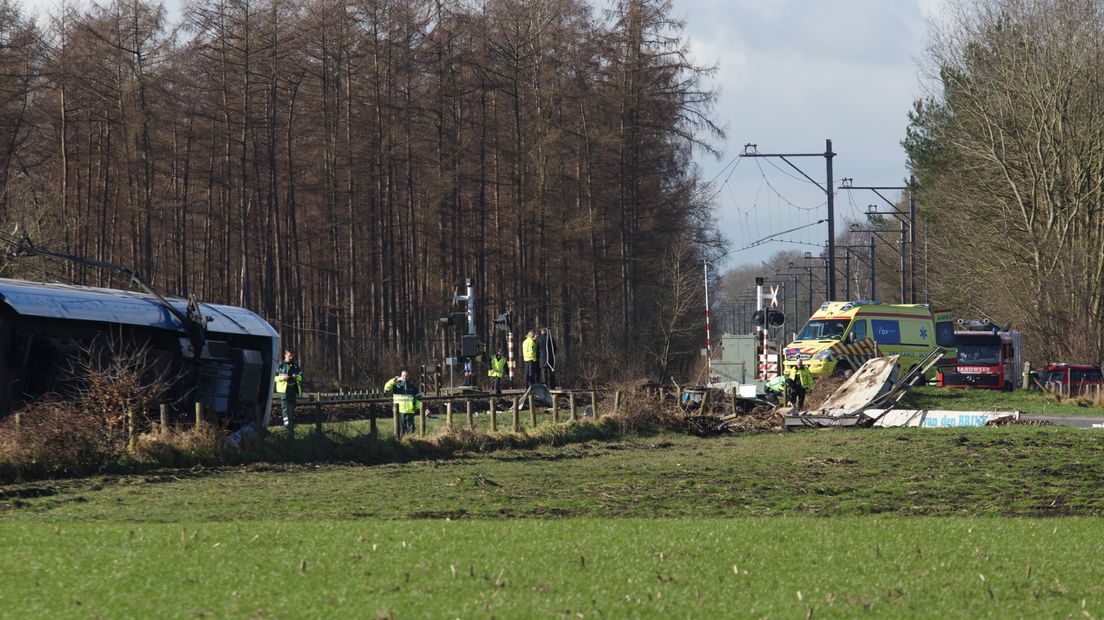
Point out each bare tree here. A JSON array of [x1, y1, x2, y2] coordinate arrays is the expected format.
[[908, 0, 1104, 362]]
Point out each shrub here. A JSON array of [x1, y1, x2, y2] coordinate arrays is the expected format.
[[0, 397, 119, 480], [0, 338, 176, 481]]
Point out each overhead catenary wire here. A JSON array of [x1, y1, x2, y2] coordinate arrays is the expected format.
[[845, 187, 863, 223], [697, 155, 745, 205], [754, 159, 826, 212], [763, 156, 822, 186], [714, 145, 843, 260], [730, 219, 828, 253], [765, 239, 825, 249]]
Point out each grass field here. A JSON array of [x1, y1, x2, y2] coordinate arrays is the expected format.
[[4, 427, 1104, 617], [3, 518, 1102, 618], [7, 428, 1104, 520]]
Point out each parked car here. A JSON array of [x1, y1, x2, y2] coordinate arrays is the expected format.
[[1042, 363, 1104, 394]]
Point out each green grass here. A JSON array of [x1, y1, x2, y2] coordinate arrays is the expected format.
[[2, 518, 1102, 618], [903, 387, 1104, 415], [5, 428, 1104, 617], [5, 429, 1104, 521]]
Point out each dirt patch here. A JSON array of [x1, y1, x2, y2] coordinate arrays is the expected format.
[[796, 457, 856, 466], [0, 486, 57, 499], [807, 376, 846, 407]]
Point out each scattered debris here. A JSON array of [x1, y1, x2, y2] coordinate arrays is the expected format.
[[517, 384, 554, 408], [683, 407, 782, 435], [987, 417, 1053, 427], [784, 349, 947, 428], [813, 356, 901, 417]]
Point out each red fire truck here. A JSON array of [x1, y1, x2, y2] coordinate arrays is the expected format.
[[939, 324, 1022, 391]]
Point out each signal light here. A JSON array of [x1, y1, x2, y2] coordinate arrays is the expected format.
[[493, 311, 512, 332]]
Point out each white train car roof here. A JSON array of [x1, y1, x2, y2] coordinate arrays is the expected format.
[[0, 278, 278, 339]]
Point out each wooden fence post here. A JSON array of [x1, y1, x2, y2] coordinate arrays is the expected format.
[[314, 402, 324, 435], [528, 395, 536, 428], [590, 391, 598, 420], [1022, 362, 1030, 391], [160, 404, 169, 436], [195, 402, 204, 429], [393, 402, 401, 438], [569, 392, 577, 421], [127, 407, 137, 452], [613, 390, 622, 416], [466, 399, 474, 430], [446, 401, 454, 428], [489, 398, 498, 432], [369, 407, 378, 439], [419, 402, 427, 437], [731, 388, 738, 415], [552, 394, 560, 423], [700, 391, 709, 414], [511, 398, 520, 432]]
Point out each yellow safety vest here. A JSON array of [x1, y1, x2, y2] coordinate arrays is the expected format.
[[275, 363, 302, 395], [384, 378, 420, 414], [786, 367, 814, 389], [488, 356, 507, 378], [393, 393, 416, 414], [522, 337, 537, 362]]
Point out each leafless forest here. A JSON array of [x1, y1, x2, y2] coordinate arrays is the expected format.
[[906, 0, 1104, 363], [0, 0, 724, 385]]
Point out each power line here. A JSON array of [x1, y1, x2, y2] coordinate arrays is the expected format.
[[731, 219, 827, 253], [740, 140, 838, 299], [763, 156, 820, 186], [754, 158, 825, 212]]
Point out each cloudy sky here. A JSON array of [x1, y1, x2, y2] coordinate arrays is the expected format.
[[17, 0, 949, 271], [676, 0, 948, 269]]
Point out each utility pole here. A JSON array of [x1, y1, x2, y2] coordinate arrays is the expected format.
[[755, 277, 766, 381], [804, 252, 830, 304], [857, 205, 907, 303], [792, 274, 799, 331], [703, 261, 713, 381], [807, 269, 813, 315], [870, 236, 876, 300], [843, 249, 851, 300], [840, 176, 916, 302], [839, 244, 875, 300], [826, 140, 836, 300], [852, 223, 901, 301], [899, 219, 907, 304], [742, 140, 837, 298], [908, 175, 917, 304]]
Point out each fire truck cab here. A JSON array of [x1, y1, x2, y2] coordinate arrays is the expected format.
[[940, 324, 1022, 391]]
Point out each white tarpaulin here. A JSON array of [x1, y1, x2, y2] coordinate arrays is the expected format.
[[814, 355, 901, 416], [870, 409, 1019, 428]]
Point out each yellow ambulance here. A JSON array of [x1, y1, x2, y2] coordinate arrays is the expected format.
[[782, 301, 956, 377]]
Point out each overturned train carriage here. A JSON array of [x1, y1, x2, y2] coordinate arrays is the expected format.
[[0, 278, 280, 427]]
